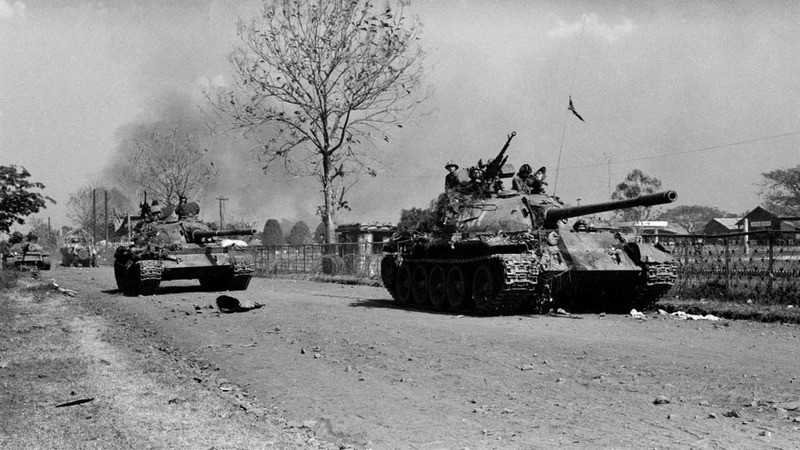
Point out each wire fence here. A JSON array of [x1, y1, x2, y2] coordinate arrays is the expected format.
[[248, 243, 386, 280], [246, 231, 800, 304], [667, 230, 800, 304]]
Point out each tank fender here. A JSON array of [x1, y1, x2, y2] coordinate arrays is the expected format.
[[624, 242, 674, 265]]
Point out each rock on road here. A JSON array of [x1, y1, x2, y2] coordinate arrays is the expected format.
[[54, 266, 800, 449]]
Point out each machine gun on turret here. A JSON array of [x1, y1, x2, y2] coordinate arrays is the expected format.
[[482, 131, 516, 182]]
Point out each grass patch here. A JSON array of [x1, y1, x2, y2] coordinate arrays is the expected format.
[[0, 268, 20, 290], [256, 272, 383, 287], [658, 297, 800, 324], [309, 274, 383, 287]]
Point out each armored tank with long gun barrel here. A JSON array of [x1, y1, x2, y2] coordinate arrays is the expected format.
[[114, 198, 256, 296], [381, 132, 679, 314]]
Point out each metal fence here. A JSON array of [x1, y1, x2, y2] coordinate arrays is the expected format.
[[246, 231, 800, 303], [667, 231, 800, 303], [248, 242, 385, 279]]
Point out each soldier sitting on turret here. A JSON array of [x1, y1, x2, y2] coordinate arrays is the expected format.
[[512, 164, 533, 194], [175, 196, 200, 220], [444, 161, 460, 191], [529, 166, 548, 194]]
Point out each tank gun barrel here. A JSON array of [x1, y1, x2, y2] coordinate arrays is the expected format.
[[543, 191, 677, 225], [188, 228, 257, 242]]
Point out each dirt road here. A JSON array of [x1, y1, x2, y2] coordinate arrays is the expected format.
[[38, 267, 800, 448]]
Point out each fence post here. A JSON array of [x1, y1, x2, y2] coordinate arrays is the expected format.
[[724, 236, 730, 296], [768, 230, 775, 297]]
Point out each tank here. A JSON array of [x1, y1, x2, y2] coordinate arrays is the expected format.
[[113, 202, 256, 296], [2, 242, 51, 270], [381, 132, 678, 314], [60, 229, 97, 267]]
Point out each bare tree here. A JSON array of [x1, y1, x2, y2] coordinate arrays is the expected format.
[[66, 186, 133, 236], [208, 0, 427, 243], [115, 122, 218, 205]]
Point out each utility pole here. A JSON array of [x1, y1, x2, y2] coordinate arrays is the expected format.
[[104, 190, 109, 245], [216, 196, 229, 229], [92, 188, 97, 245]]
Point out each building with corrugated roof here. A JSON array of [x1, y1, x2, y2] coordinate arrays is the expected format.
[[703, 218, 742, 236]]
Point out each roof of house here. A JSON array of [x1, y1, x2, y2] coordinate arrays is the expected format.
[[708, 218, 741, 230]]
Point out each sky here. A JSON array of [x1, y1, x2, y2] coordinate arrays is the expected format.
[[2, 0, 799, 231]]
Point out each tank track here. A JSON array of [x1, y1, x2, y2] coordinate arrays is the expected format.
[[228, 254, 254, 291], [477, 254, 540, 314], [131, 260, 163, 296], [383, 253, 542, 315], [631, 260, 678, 309]]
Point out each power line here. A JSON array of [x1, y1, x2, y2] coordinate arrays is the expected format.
[[361, 129, 800, 180], [562, 130, 800, 171]]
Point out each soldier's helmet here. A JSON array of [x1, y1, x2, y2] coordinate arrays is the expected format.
[[445, 161, 459, 171], [519, 164, 532, 175]]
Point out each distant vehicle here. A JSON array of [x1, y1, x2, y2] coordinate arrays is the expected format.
[[2, 242, 51, 270], [60, 229, 97, 267]]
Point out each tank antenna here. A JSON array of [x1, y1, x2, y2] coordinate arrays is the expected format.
[[553, 12, 587, 196]]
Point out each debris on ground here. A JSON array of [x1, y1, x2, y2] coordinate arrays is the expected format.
[[630, 309, 647, 319], [671, 311, 721, 321], [216, 295, 264, 313], [653, 395, 670, 405], [55, 398, 94, 408]]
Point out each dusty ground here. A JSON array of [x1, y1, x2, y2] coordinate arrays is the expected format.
[[5, 266, 800, 449]]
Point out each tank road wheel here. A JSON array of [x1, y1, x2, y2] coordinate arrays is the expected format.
[[472, 264, 498, 314], [446, 265, 470, 310], [427, 265, 447, 310], [411, 265, 430, 307], [395, 265, 413, 306]]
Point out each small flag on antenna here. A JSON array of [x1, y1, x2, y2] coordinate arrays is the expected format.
[[568, 96, 585, 122]]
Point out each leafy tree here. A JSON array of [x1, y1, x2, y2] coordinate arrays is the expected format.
[[0, 165, 55, 233], [209, 0, 427, 244], [611, 169, 663, 222], [655, 205, 736, 234], [396, 192, 448, 233], [8, 231, 24, 245], [111, 121, 218, 205], [313, 222, 326, 243], [760, 165, 800, 215], [222, 218, 257, 232], [286, 221, 312, 245], [397, 206, 435, 232], [262, 219, 285, 246]]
